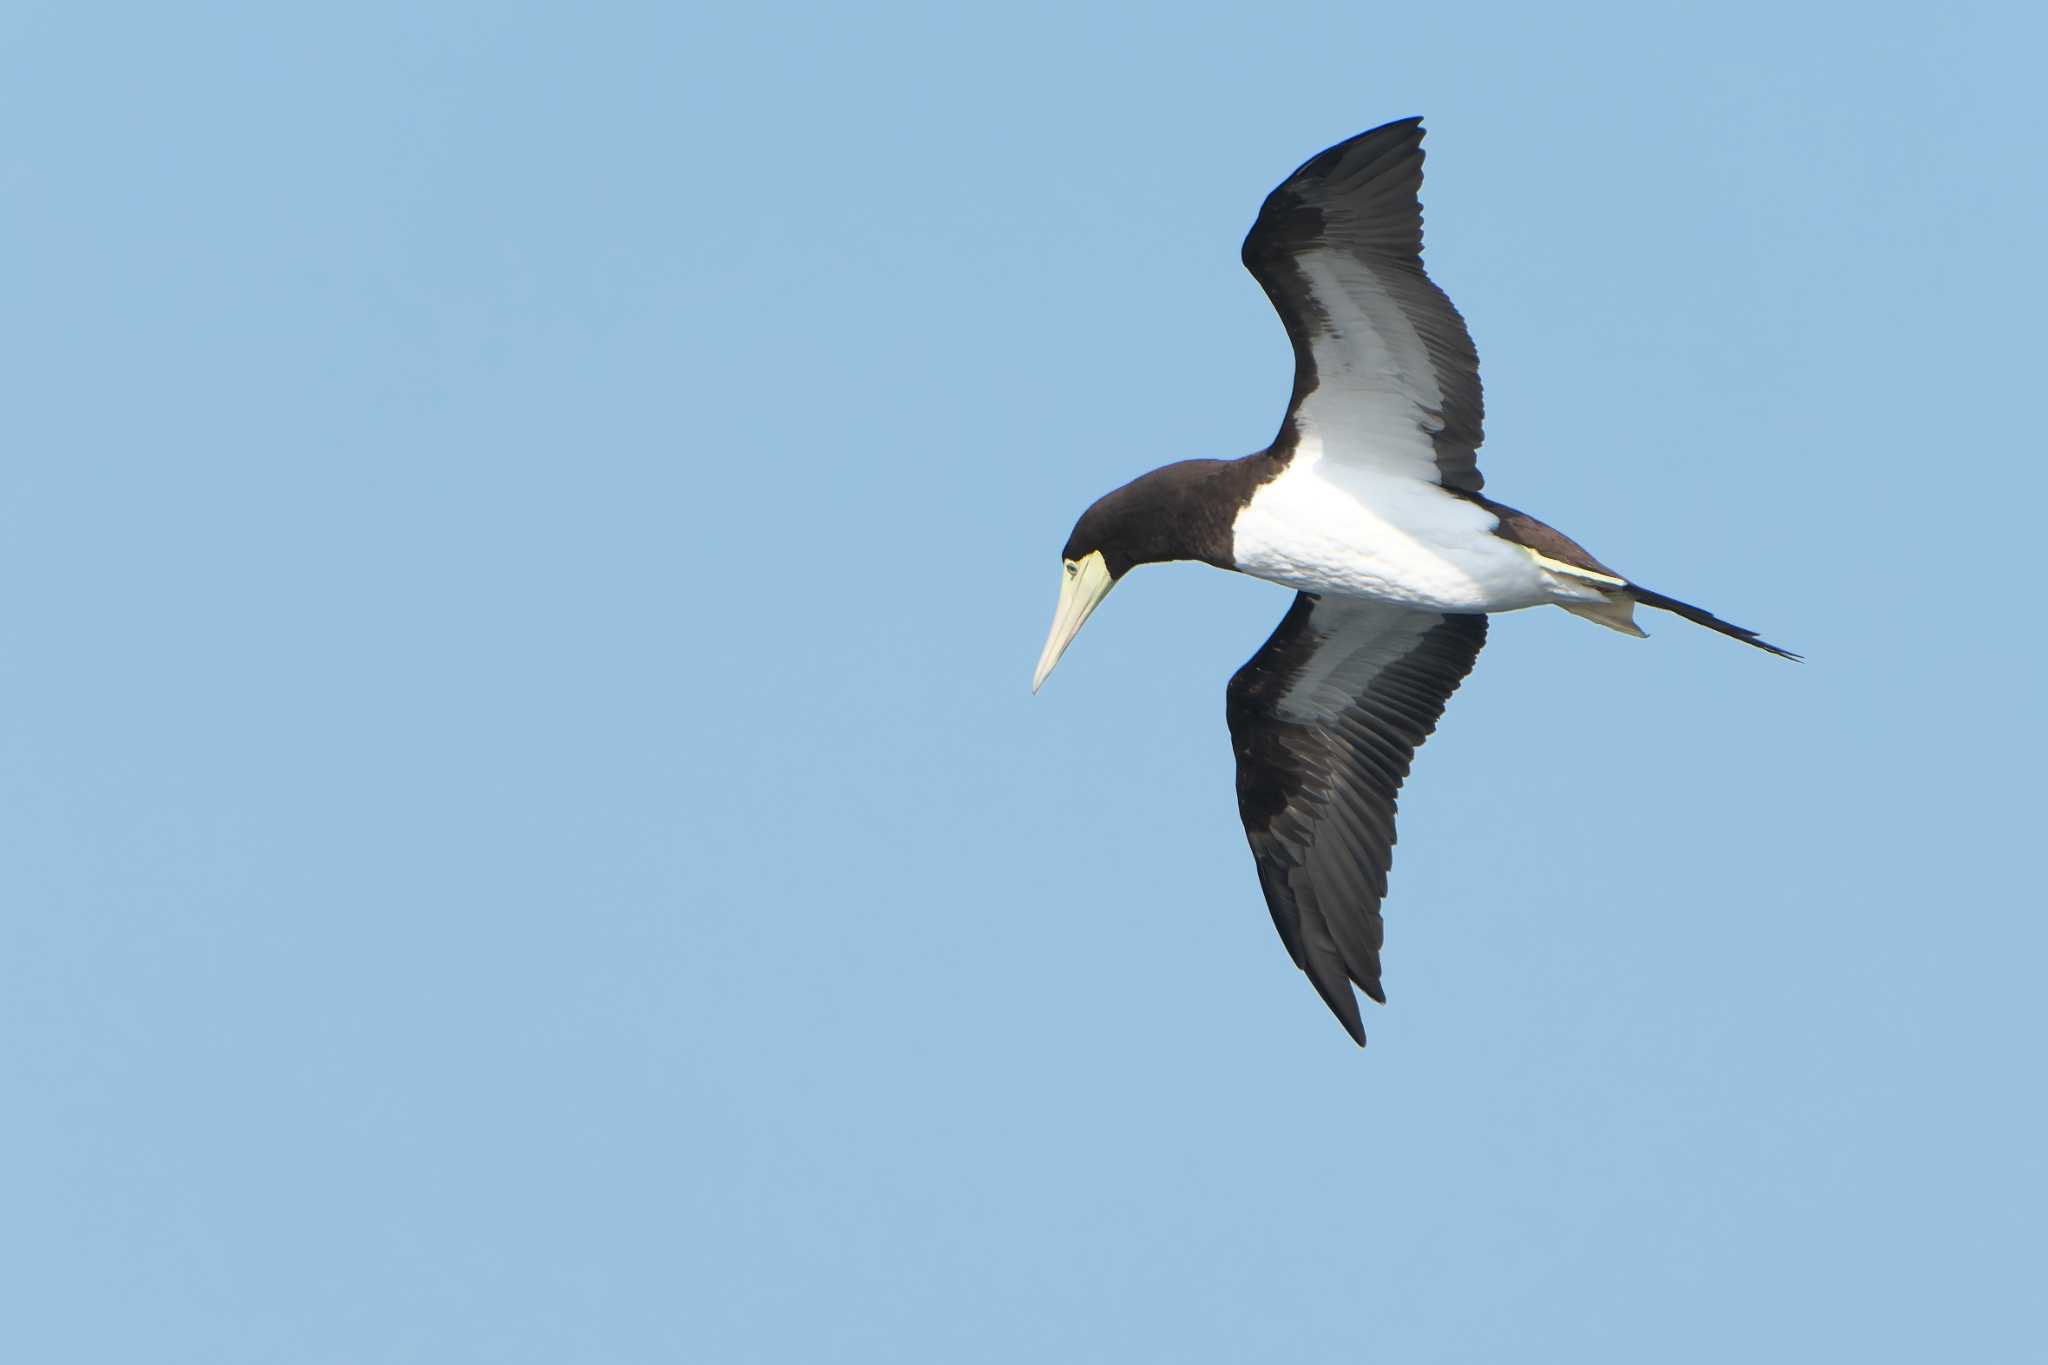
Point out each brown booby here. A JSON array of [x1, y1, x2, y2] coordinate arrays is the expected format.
[[1034, 117, 1795, 1045]]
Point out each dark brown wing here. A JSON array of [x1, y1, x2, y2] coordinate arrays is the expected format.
[[1225, 594, 1487, 1044], [1241, 117, 1487, 491]]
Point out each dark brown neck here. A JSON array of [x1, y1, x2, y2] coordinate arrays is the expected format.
[[1071, 453, 1285, 576]]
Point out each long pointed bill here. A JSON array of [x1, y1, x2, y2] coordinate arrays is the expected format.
[[1033, 551, 1114, 693]]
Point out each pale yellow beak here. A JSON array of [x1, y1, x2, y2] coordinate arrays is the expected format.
[[1033, 551, 1114, 692]]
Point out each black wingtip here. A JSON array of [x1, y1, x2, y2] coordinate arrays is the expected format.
[[1270, 117, 1427, 197], [1311, 973, 1369, 1046], [1329, 116, 1425, 163], [1331, 997, 1368, 1047]]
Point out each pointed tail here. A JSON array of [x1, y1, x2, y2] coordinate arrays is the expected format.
[[1628, 584, 1801, 661]]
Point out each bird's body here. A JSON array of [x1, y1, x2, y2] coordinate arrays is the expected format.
[[1232, 443, 1579, 613], [1034, 118, 1793, 1045]]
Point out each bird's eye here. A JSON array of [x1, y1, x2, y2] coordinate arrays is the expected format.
[[1065, 560, 1079, 579]]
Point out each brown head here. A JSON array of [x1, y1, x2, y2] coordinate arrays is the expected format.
[[1032, 457, 1268, 690]]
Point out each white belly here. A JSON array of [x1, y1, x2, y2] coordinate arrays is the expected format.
[[1231, 448, 1571, 613]]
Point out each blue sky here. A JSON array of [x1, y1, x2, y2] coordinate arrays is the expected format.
[[3, 1, 2043, 1360]]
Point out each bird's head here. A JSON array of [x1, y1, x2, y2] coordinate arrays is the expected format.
[[1032, 461, 1240, 691]]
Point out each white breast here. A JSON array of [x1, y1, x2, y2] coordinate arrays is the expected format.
[[1231, 434, 1558, 613]]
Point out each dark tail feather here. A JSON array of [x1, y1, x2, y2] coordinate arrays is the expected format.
[[1628, 585, 1801, 661]]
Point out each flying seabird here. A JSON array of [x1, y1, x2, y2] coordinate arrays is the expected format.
[[1033, 117, 1795, 1046]]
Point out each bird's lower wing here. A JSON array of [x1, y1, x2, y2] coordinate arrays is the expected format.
[[1225, 594, 1487, 1044]]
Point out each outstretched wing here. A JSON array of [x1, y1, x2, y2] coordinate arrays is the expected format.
[[1225, 594, 1487, 1044], [1241, 117, 1487, 492]]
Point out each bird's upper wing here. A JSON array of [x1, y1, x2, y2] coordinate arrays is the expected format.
[[1241, 117, 1486, 492], [1225, 593, 1487, 1044]]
